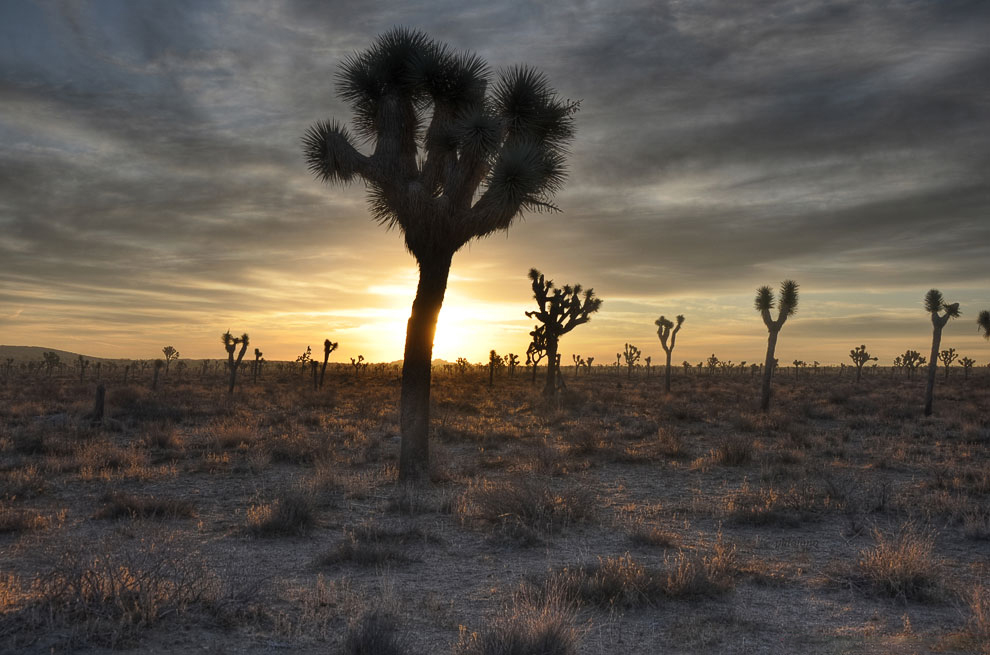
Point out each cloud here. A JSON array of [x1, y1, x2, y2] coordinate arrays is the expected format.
[[0, 0, 988, 361]]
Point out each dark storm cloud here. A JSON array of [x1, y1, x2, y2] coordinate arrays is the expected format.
[[0, 0, 988, 357]]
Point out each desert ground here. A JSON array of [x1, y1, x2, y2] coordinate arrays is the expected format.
[[1, 362, 988, 654]]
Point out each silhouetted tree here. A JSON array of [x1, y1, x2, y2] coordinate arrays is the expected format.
[[350, 355, 366, 374], [622, 343, 641, 378], [253, 348, 263, 383], [923, 289, 959, 416], [960, 356, 975, 379], [899, 350, 926, 379], [979, 310, 990, 340], [304, 29, 577, 480], [655, 314, 684, 394], [222, 331, 249, 394], [43, 351, 59, 377], [506, 353, 519, 377], [525, 269, 602, 398], [849, 345, 877, 383], [488, 349, 500, 387], [162, 346, 179, 374], [296, 346, 313, 376], [755, 280, 799, 412], [938, 347, 958, 380], [320, 339, 339, 388], [526, 326, 548, 385]]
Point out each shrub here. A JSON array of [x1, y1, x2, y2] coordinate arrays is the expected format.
[[858, 524, 943, 601], [343, 610, 409, 655], [247, 488, 316, 536]]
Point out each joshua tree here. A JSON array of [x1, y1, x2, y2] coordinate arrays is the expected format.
[[43, 351, 60, 376], [755, 280, 799, 412], [960, 356, 975, 379], [526, 325, 549, 384], [900, 350, 926, 379], [923, 289, 960, 416], [525, 269, 602, 397], [979, 310, 990, 340], [162, 346, 179, 374], [253, 348, 263, 383], [77, 355, 89, 382], [320, 339, 339, 388], [350, 355, 366, 374], [622, 343, 641, 378], [222, 331, 249, 394], [938, 347, 958, 380], [706, 354, 720, 375], [792, 360, 806, 377], [644, 356, 651, 377], [304, 29, 577, 480], [571, 354, 584, 378], [488, 350, 500, 387], [506, 353, 519, 377], [849, 345, 877, 383], [455, 357, 470, 376], [585, 356, 594, 373], [655, 314, 684, 394], [296, 346, 313, 376]]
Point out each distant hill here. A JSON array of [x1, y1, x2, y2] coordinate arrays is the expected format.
[[0, 345, 113, 363]]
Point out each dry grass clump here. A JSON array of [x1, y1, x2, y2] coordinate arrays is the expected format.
[[628, 523, 681, 548], [319, 522, 438, 567], [343, 609, 410, 655], [143, 423, 183, 450], [725, 481, 829, 527], [460, 477, 597, 543], [857, 524, 944, 601], [455, 587, 579, 655], [0, 505, 62, 533], [692, 435, 753, 470], [94, 492, 196, 520], [0, 535, 222, 650], [247, 487, 317, 537], [1, 464, 49, 499], [544, 537, 738, 609]]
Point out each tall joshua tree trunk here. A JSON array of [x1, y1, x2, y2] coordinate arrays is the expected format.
[[923, 289, 959, 417], [543, 338, 559, 398], [755, 281, 798, 413], [664, 350, 673, 394], [399, 255, 451, 481], [760, 329, 779, 412]]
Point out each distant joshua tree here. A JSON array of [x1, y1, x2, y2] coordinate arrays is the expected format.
[[526, 326, 548, 384], [506, 353, 519, 377], [706, 354, 720, 375], [585, 357, 594, 373], [77, 355, 88, 382], [525, 268, 602, 398], [320, 339, 339, 388], [222, 331, 249, 394], [960, 356, 975, 379], [43, 351, 60, 377], [899, 350, 926, 379], [572, 354, 584, 377], [488, 350, 500, 387], [162, 346, 179, 374], [923, 289, 960, 416], [296, 346, 313, 376], [849, 345, 877, 383], [350, 355, 366, 374], [755, 280, 799, 412], [622, 343, 641, 378], [253, 348, 264, 383], [643, 356, 651, 377], [655, 314, 684, 394], [303, 29, 577, 481], [938, 347, 958, 380]]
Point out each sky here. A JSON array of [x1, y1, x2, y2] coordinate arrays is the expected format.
[[1, 0, 989, 365]]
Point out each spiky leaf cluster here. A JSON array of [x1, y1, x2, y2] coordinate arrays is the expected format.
[[655, 314, 684, 354], [755, 280, 799, 331], [978, 310, 990, 339], [304, 28, 577, 260], [525, 268, 602, 339]]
